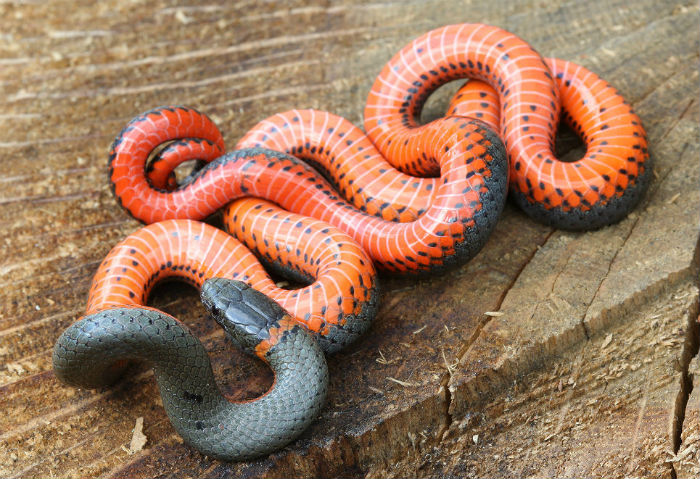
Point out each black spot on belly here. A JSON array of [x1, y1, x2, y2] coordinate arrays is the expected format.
[[183, 390, 203, 403]]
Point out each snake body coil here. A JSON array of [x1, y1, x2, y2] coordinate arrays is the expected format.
[[110, 108, 508, 275], [445, 56, 651, 229], [238, 25, 649, 231], [55, 22, 651, 462], [86, 209, 378, 353]]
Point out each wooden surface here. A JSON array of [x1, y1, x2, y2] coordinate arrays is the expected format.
[[1, 1, 698, 477]]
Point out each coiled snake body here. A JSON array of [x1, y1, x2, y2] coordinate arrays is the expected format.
[[54, 23, 650, 461], [239, 25, 649, 230], [110, 107, 508, 275]]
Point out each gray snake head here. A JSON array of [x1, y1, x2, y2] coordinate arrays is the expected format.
[[201, 278, 288, 355]]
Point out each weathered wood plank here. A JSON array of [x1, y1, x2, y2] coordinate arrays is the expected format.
[[673, 344, 699, 479], [371, 279, 699, 478], [1, 0, 698, 477]]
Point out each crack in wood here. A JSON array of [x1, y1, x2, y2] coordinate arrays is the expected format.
[[579, 212, 641, 337], [434, 229, 555, 444], [669, 268, 700, 478]]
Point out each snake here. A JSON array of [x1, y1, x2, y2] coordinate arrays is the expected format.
[[53, 203, 378, 460], [56, 22, 650, 461]]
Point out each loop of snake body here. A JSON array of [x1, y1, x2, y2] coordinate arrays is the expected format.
[[53, 202, 378, 460], [111, 105, 508, 275], [442, 56, 650, 228], [86, 203, 378, 353], [238, 25, 649, 230]]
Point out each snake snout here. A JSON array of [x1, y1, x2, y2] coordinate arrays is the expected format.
[[201, 277, 289, 354]]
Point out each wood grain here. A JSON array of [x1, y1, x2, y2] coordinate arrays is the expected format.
[[1, 1, 698, 477]]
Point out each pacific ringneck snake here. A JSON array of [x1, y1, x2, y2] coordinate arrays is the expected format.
[[53, 23, 650, 461]]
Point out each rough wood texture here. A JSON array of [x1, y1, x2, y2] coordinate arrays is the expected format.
[[1, 1, 698, 478]]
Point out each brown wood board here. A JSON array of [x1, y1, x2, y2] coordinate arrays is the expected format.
[[1, 1, 698, 477]]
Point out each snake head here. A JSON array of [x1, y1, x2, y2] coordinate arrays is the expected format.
[[201, 278, 288, 355]]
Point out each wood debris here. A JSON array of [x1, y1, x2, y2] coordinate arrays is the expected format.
[[387, 377, 416, 387], [601, 333, 613, 349], [127, 417, 147, 455]]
